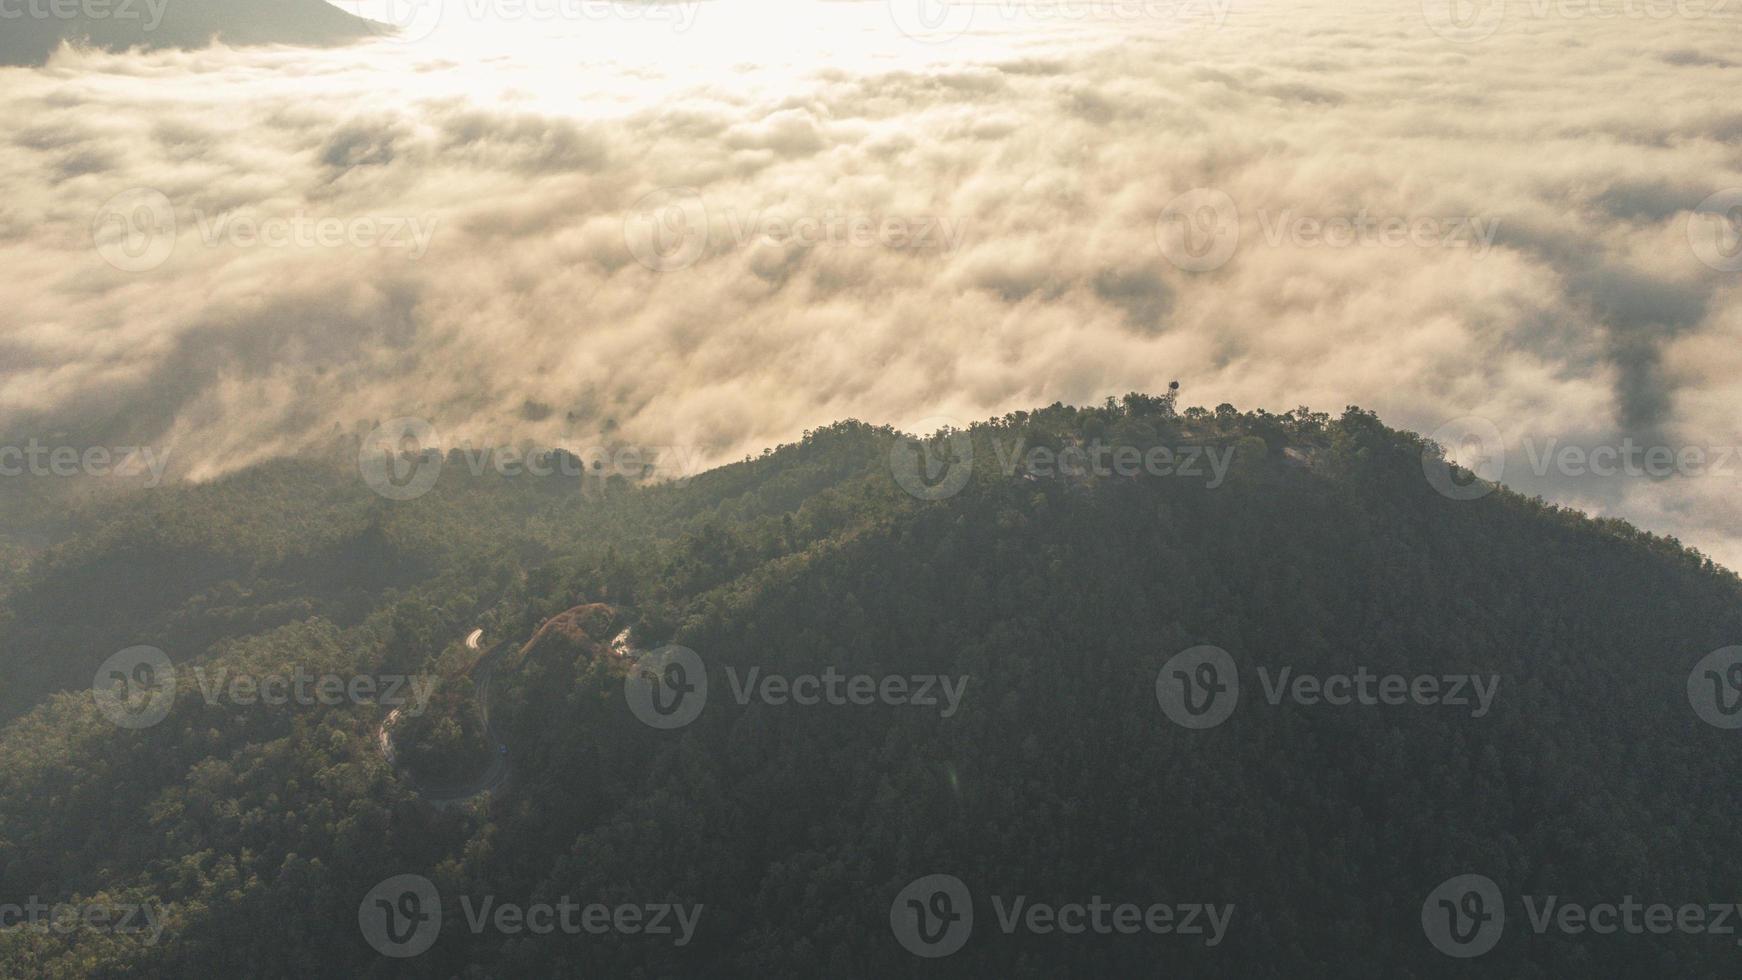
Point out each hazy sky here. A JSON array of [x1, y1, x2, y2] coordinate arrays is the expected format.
[[3, 0, 1741, 566]]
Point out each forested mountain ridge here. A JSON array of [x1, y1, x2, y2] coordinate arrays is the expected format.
[[1, 396, 1739, 977], [0, 0, 376, 66]]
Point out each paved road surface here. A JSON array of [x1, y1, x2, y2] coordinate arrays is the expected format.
[[377, 627, 510, 809]]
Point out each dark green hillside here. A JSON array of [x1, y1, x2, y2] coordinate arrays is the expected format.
[[1, 396, 1738, 977]]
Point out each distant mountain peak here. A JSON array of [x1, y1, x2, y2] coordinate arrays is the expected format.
[[2, 0, 378, 67]]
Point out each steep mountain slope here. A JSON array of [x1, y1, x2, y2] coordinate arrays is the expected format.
[[1, 0, 375, 66], [1, 398, 1738, 977], [0, 420, 883, 722]]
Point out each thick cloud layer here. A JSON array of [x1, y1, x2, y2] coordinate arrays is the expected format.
[[2, 0, 1740, 566]]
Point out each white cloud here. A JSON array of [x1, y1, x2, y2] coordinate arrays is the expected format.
[[3, 0, 1741, 567]]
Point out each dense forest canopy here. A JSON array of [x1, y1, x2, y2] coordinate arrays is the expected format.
[[1, 395, 1739, 976]]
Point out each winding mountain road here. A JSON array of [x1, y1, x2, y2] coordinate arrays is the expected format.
[[376, 628, 511, 809]]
